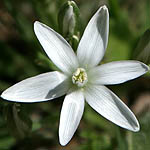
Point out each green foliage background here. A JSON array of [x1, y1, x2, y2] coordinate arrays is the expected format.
[[0, 0, 150, 149]]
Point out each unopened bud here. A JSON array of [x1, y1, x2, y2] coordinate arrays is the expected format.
[[58, 1, 81, 41]]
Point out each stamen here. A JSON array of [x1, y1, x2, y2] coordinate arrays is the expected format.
[[72, 68, 88, 87]]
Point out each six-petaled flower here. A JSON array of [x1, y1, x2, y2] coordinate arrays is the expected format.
[[1, 5, 149, 146]]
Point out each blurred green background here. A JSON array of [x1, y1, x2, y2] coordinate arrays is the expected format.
[[0, 0, 150, 149]]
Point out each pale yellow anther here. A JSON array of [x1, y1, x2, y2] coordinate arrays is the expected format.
[[72, 68, 88, 87]]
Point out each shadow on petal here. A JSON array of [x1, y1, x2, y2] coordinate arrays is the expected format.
[[111, 93, 140, 131], [45, 79, 71, 100]]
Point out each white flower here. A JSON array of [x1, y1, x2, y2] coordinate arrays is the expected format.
[[1, 5, 149, 146]]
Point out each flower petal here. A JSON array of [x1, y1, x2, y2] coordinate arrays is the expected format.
[[34, 21, 78, 75], [88, 61, 149, 85], [59, 90, 84, 146], [1, 71, 69, 103], [85, 85, 140, 132], [77, 5, 109, 68]]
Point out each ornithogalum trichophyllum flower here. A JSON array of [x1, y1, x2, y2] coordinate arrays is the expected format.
[[1, 5, 149, 146]]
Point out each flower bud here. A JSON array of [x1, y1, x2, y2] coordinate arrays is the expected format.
[[70, 34, 80, 51], [58, 1, 81, 41]]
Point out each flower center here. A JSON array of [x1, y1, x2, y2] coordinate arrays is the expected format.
[[72, 68, 88, 87]]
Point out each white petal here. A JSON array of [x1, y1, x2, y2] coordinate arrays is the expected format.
[[88, 61, 149, 85], [34, 21, 78, 75], [85, 85, 140, 132], [1, 71, 70, 103], [77, 5, 109, 68], [59, 90, 84, 146]]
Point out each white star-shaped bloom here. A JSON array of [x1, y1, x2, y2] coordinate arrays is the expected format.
[[1, 5, 149, 146]]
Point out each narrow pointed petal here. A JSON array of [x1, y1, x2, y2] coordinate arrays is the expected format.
[[34, 21, 78, 75], [85, 85, 140, 132], [1, 71, 70, 103], [77, 5, 109, 68], [88, 61, 149, 85], [59, 90, 84, 146]]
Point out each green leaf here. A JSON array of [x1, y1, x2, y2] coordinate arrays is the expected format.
[[3, 104, 32, 140], [133, 29, 150, 64]]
